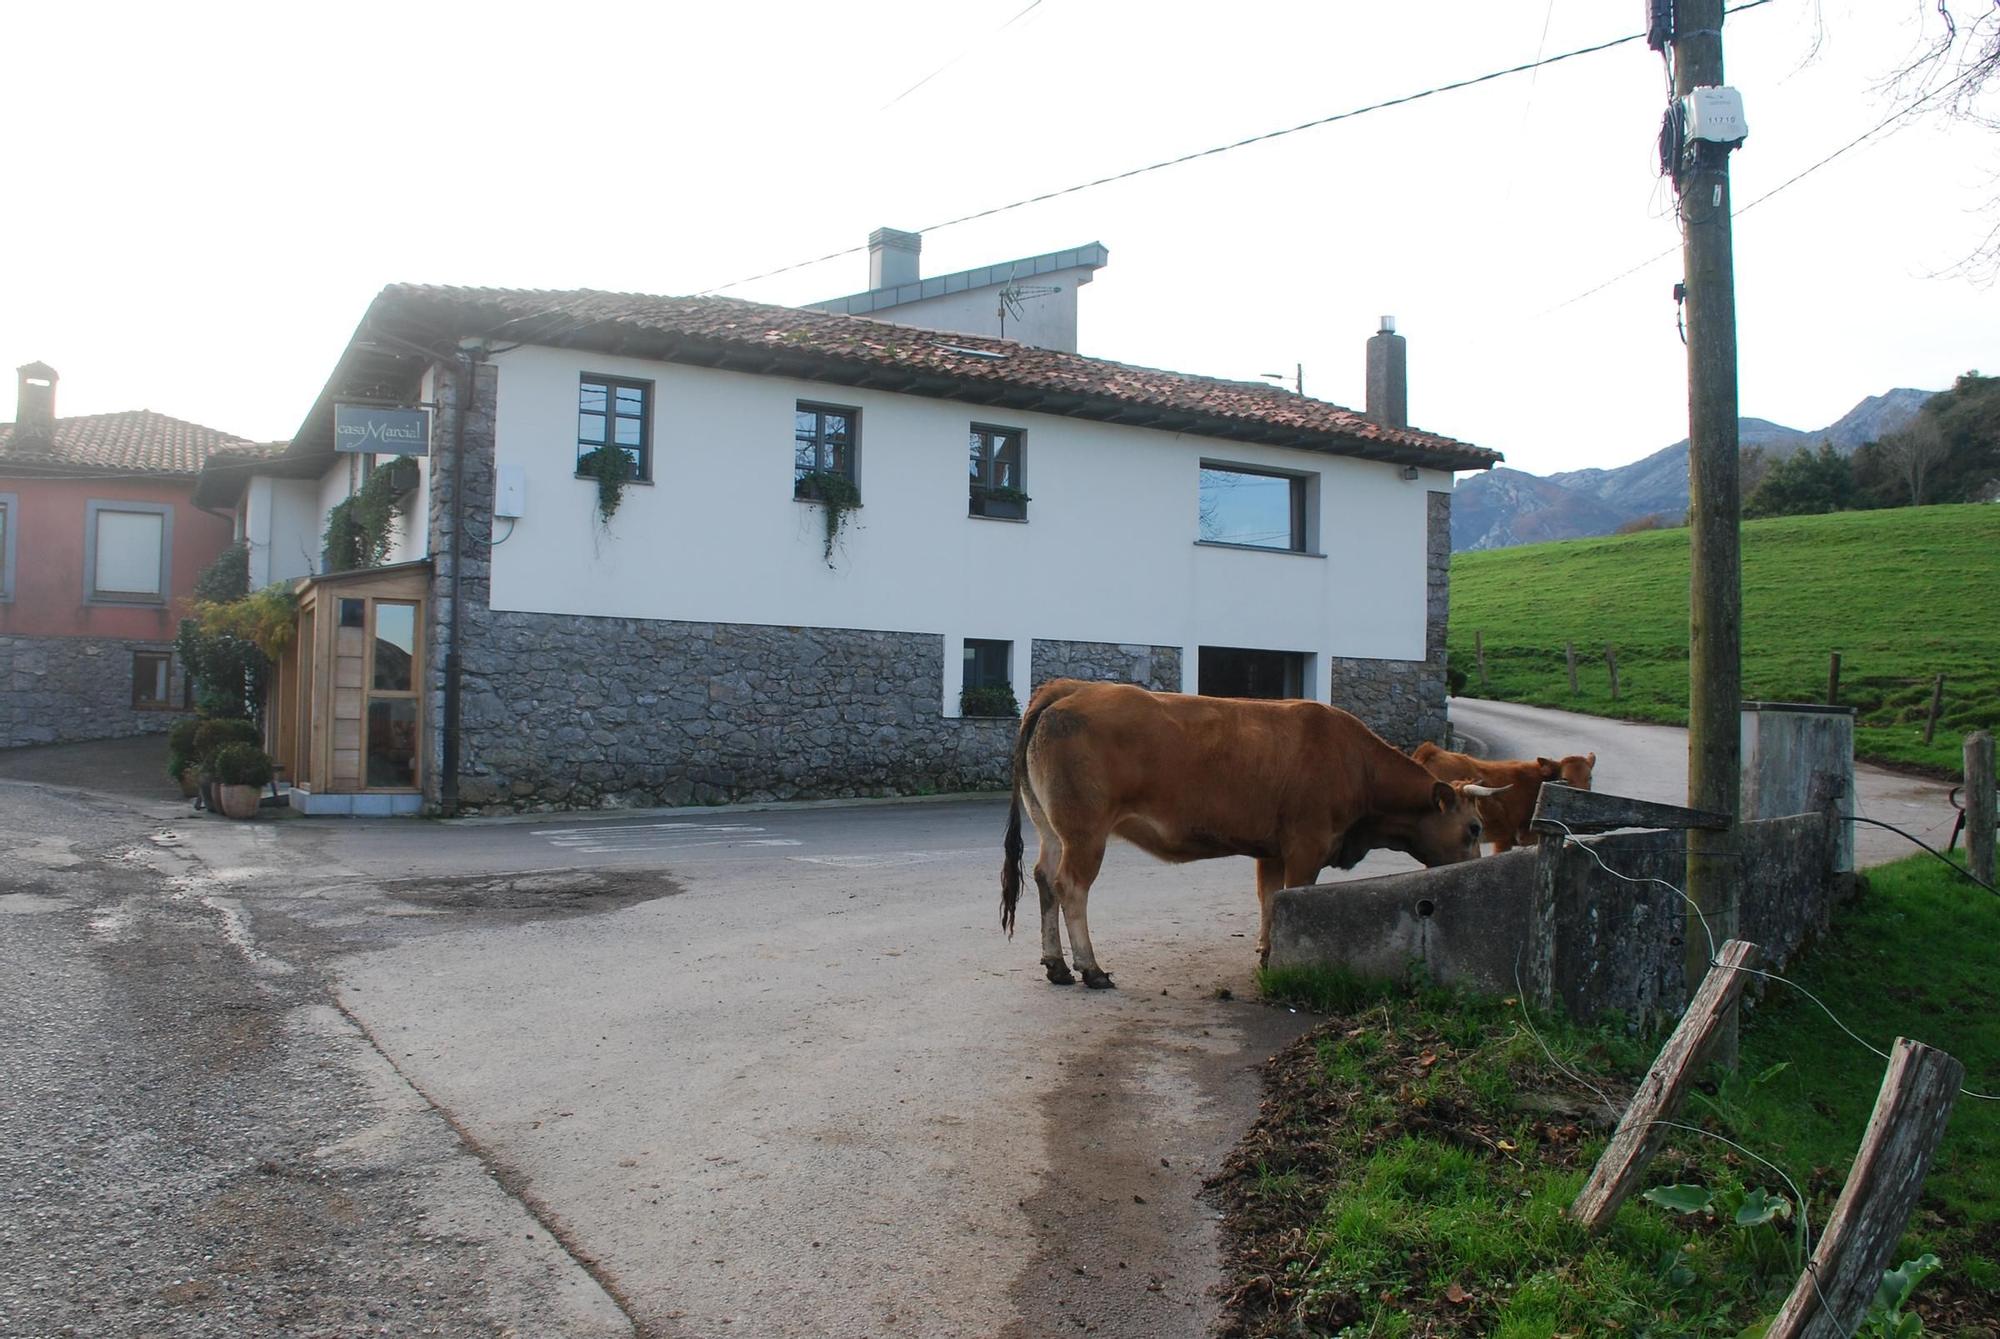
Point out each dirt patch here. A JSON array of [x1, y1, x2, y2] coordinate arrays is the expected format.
[[383, 868, 683, 917]]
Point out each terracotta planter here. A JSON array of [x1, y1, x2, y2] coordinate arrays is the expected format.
[[217, 784, 263, 820]]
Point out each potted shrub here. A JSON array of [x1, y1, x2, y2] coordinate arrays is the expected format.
[[960, 684, 1021, 718], [166, 717, 204, 797], [192, 717, 260, 811], [210, 743, 275, 820]]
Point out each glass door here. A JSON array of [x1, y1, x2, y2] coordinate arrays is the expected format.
[[364, 600, 421, 790]]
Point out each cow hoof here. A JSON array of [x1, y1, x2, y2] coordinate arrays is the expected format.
[[1081, 968, 1116, 990], [1043, 958, 1076, 986], [1258, 948, 1271, 969]]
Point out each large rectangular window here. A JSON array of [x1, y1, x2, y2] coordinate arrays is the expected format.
[[794, 403, 859, 499], [577, 375, 652, 479], [0, 494, 14, 601], [968, 425, 1027, 519], [1197, 465, 1309, 552], [86, 501, 172, 602], [1198, 646, 1308, 700]]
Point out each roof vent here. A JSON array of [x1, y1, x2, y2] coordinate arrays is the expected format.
[[14, 361, 58, 446], [868, 227, 922, 290]]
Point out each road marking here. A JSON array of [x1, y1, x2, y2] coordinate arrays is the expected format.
[[789, 847, 987, 868], [529, 821, 803, 855]]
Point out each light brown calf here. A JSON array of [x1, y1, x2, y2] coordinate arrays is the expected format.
[[1411, 742, 1597, 852], [1000, 680, 1503, 988]]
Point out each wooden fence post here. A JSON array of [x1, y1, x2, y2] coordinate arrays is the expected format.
[[1967, 730, 1996, 886], [1475, 630, 1488, 690], [1566, 642, 1579, 696], [1569, 940, 1761, 1234], [1765, 1039, 1965, 1338], [1923, 673, 1947, 745], [1604, 645, 1620, 701], [1826, 652, 1841, 706]]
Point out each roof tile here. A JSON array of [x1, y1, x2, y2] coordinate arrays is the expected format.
[[0, 410, 258, 477]]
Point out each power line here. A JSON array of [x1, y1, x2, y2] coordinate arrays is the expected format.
[[699, 24, 1668, 296], [880, 0, 1045, 110]]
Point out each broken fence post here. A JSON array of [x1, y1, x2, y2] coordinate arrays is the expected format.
[[1565, 642, 1579, 696], [1604, 644, 1620, 701], [1764, 1038, 1964, 1339], [1475, 629, 1488, 690], [1568, 939, 1761, 1234], [1826, 651, 1841, 706]]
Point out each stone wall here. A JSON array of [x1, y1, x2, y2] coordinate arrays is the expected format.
[[452, 616, 1015, 811], [1030, 640, 1181, 693], [1325, 490, 1451, 749], [0, 634, 189, 749]]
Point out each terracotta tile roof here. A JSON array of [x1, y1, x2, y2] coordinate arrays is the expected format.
[[0, 409, 260, 478], [357, 285, 1500, 472]]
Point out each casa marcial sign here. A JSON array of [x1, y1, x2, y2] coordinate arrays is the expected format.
[[334, 403, 431, 457]]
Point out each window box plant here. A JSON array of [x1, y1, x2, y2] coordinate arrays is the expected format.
[[210, 742, 275, 820], [960, 684, 1021, 718], [795, 469, 862, 560], [969, 483, 1030, 520], [576, 444, 636, 525]]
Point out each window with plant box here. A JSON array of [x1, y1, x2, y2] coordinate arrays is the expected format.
[[576, 375, 652, 480], [85, 500, 173, 602], [132, 651, 179, 710], [968, 425, 1028, 519], [793, 403, 859, 500], [1196, 464, 1312, 553], [960, 638, 1018, 717]]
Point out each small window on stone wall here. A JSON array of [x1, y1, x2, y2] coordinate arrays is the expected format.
[[961, 639, 1017, 717], [132, 651, 174, 710]]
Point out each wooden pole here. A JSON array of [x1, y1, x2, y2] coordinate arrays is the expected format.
[[1566, 642, 1579, 696], [1475, 630, 1488, 690], [1677, 0, 1744, 1070], [1765, 1039, 1965, 1338], [1826, 651, 1841, 706], [1923, 673, 1947, 745], [1604, 644, 1620, 701], [1967, 730, 1995, 886], [1569, 940, 1760, 1234]]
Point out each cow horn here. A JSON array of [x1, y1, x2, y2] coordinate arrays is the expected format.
[[1462, 782, 1511, 797]]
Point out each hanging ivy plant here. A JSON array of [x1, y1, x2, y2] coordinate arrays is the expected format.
[[796, 469, 862, 561], [322, 465, 408, 572], [577, 445, 636, 526]]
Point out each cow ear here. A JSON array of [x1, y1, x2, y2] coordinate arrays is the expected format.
[[1432, 780, 1455, 812], [1538, 757, 1560, 778], [1587, 752, 1597, 766]]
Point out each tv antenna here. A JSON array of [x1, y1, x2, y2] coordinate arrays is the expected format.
[[997, 280, 1062, 339]]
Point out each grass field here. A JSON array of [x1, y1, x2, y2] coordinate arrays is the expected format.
[[1447, 504, 2000, 774], [1218, 854, 1999, 1337]]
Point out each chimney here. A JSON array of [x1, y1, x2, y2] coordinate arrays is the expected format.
[[868, 227, 922, 290], [1364, 318, 1407, 430], [15, 362, 58, 443]]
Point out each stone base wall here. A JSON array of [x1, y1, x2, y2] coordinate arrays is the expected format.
[[0, 635, 189, 749], [1030, 640, 1181, 694], [1326, 656, 1440, 751], [454, 614, 1017, 812]]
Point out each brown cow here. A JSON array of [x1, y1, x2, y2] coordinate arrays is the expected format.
[[1410, 742, 1596, 853], [999, 680, 1505, 988]]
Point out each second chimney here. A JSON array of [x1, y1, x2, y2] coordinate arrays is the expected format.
[[15, 362, 58, 443], [868, 227, 922, 290], [1365, 318, 1407, 430]]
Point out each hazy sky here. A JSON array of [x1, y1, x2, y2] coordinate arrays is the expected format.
[[4, 1, 1992, 477]]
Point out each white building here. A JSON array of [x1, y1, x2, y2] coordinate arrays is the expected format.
[[200, 252, 1498, 814]]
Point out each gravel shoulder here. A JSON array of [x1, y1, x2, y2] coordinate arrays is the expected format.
[[0, 781, 630, 1339]]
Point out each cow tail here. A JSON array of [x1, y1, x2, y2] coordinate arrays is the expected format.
[[1000, 687, 1057, 939]]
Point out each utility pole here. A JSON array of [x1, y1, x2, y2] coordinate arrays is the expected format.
[[1672, 0, 1744, 1060]]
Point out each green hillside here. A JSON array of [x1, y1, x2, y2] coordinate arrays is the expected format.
[[1447, 504, 2000, 773]]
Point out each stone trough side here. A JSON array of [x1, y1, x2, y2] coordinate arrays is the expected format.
[[1269, 809, 1839, 1026], [1267, 848, 1538, 997]]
